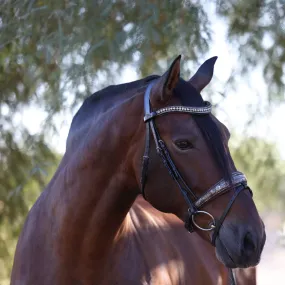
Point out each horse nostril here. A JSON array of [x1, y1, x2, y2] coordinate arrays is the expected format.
[[243, 232, 256, 255]]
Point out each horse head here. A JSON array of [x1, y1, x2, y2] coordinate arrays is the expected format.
[[132, 55, 266, 269]]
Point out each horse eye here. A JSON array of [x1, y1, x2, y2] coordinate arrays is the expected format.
[[174, 140, 194, 150]]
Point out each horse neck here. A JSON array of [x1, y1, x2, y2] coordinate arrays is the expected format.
[[50, 88, 145, 281]]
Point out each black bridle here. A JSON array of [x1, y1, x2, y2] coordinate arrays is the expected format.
[[140, 81, 253, 285]]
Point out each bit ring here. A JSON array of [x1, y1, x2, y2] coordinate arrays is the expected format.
[[191, 210, 216, 231]]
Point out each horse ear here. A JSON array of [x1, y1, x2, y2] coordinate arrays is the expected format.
[[189, 56, 218, 92], [150, 55, 181, 105]]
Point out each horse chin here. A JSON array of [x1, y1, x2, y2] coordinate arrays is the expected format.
[[214, 237, 260, 269], [215, 241, 238, 268]]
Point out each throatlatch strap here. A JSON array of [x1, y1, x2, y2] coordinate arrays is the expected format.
[[140, 121, 150, 198], [229, 268, 236, 285], [140, 81, 156, 198]]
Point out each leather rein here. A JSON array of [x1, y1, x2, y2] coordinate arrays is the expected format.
[[140, 81, 253, 285]]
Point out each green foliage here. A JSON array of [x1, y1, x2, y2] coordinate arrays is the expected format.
[[230, 136, 285, 211], [0, 133, 58, 281], [0, 0, 211, 116], [216, 0, 285, 102]]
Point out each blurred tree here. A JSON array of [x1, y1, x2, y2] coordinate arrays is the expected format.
[[230, 136, 285, 211], [216, 0, 285, 102], [0, 149, 58, 283], [0, 1, 211, 115]]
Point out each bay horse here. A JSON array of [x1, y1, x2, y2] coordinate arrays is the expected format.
[[11, 55, 265, 284], [117, 196, 257, 285]]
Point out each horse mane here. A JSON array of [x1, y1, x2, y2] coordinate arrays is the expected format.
[[70, 75, 159, 131]]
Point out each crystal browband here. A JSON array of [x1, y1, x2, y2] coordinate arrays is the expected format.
[[144, 101, 212, 122]]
